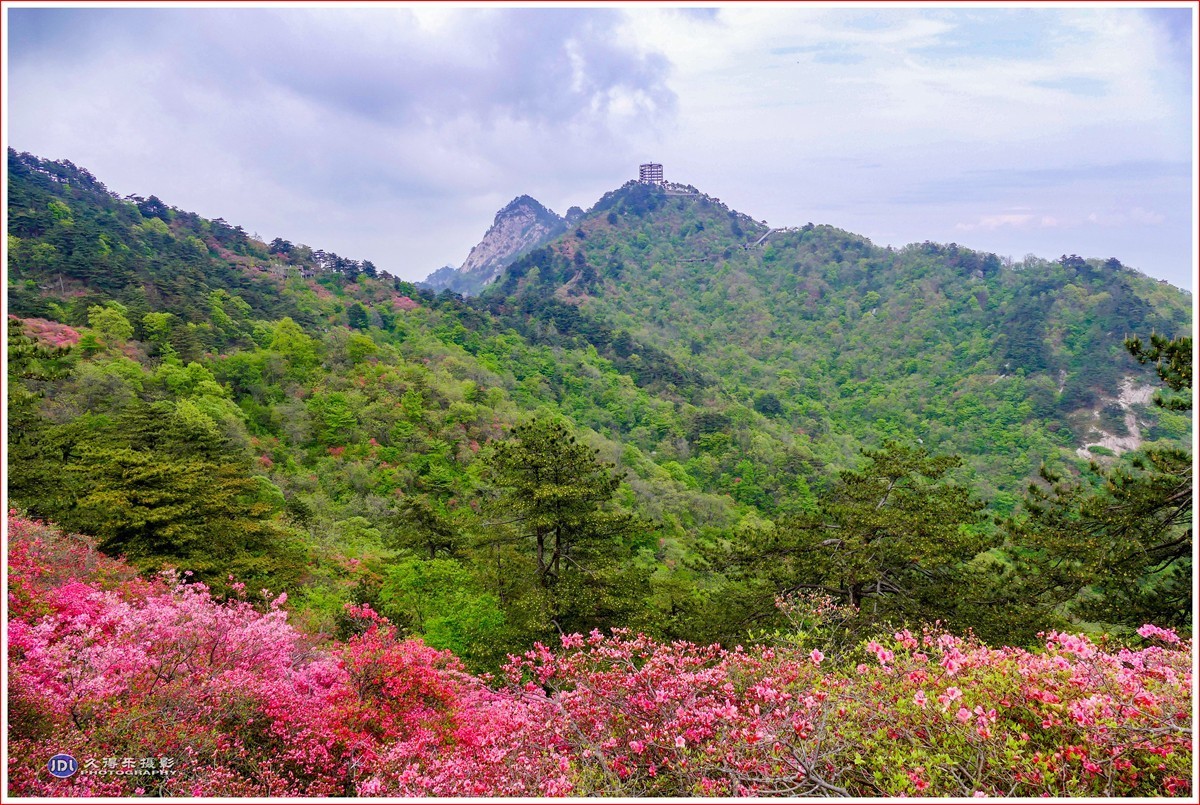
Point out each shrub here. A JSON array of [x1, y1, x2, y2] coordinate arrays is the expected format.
[[7, 513, 1191, 797]]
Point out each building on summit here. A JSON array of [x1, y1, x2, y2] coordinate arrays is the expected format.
[[639, 163, 664, 184]]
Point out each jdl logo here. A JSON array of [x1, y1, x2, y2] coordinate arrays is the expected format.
[[47, 754, 78, 779]]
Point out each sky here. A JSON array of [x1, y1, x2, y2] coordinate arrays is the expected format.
[[4, 3, 1196, 289]]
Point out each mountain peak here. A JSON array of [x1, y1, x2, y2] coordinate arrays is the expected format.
[[498, 194, 556, 218], [422, 195, 567, 294], [460, 194, 565, 281]]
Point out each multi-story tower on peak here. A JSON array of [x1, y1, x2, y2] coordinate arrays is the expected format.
[[639, 163, 664, 184]]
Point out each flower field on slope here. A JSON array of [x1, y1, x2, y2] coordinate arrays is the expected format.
[[6, 512, 1192, 797]]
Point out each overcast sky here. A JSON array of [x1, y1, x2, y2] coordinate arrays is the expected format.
[[5, 4, 1196, 289]]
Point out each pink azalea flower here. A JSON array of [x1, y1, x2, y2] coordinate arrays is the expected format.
[[1137, 624, 1181, 645]]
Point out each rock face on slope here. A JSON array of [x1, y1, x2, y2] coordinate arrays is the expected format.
[[1074, 377, 1157, 459], [422, 195, 565, 295]]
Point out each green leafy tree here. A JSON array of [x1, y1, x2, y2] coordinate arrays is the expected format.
[[268, 317, 320, 379], [487, 420, 637, 587], [86, 302, 134, 348], [753, 391, 784, 417], [141, 312, 177, 358], [307, 391, 358, 445], [6, 318, 75, 510], [387, 497, 463, 560], [346, 332, 377, 364], [1125, 332, 1192, 410], [378, 557, 508, 671]]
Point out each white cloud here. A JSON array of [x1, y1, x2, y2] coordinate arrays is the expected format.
[[956, 213, 1036, 231], [5, 5, 1193, 288]]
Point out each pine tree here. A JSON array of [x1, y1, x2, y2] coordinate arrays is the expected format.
[[347, 301, 370, 331], [1008, 334, 1192, 630], [487, 420, 630, 586], [66, 401, 305, 589], [723, 441, 988, 631], [485, 419, 650, 632]]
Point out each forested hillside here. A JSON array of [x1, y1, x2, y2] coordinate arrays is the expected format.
[[6, 147, 1194, 797], [6, 148, 1193, 666], [478, 180, 1191, 507]]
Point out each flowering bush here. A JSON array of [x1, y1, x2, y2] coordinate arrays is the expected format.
[[6, 514, 492, 796], [7, 513, 1193, 797], [493, 626, 1192, 796], [9, 316, 82, 349]]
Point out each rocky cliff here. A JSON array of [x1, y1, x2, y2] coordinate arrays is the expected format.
[[422, 195, 565, 295]]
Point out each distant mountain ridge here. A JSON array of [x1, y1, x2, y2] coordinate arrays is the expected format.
[[7, 147, 1190, 510], [422, 195, 568, 295], [474, 179, 1192, 500]]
